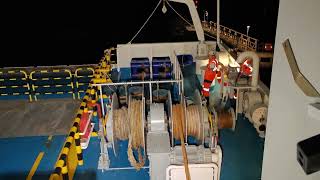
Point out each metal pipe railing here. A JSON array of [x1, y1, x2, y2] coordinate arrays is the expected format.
[[201, 21, 258, 51]]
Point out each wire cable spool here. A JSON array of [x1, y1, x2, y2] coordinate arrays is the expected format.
[[217, 108, 236, 130], [172, 104, 202, 141], [127, 98, 145, 170]]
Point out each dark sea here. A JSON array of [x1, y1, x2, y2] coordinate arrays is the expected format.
[[1, 0, 279, 68]]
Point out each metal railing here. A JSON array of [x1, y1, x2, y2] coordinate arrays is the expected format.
[[0, 66, 95, 101], [187, 21, 258, 51]]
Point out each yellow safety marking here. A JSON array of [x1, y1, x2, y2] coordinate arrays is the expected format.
[[0, 86, 5, 89], [42, 78, 50, 80], [8, 70, 16, 73], [40, 70, 48, 73], [9, 78, 17, 80], [56, 92, 64, 94], [91, 131, 98, 137], [26, 152, 45, 180], [0, 79, 4, 81], [13, 93, 20, 95], [53, 69, 60, 72]]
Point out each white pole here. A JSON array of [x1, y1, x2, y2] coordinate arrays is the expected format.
[[217, 0, 220, 47], [246, 25, 250, 49], [92, 79, 183, 87], [99, 85, 105, 117], [149, 82, 152, 104]]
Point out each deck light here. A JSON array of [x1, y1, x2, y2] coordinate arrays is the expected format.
[[162, 0, 167, 14]]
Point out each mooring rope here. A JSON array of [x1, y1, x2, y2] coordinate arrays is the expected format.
[[217, 108, 234, 129], [113, 107, 129, 140], [112, 98, 145, 170], [172, 103, 191, 180], [173, 104, 201, 140], [127, 99, 145, 170]]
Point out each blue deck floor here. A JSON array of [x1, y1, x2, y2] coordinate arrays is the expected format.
[[0, 135, 65, 180], [0, 114, 264, 180]]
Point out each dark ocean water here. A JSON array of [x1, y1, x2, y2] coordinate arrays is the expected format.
[[1, 0, 278, 67]]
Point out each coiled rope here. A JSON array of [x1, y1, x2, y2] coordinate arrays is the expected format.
[[113, 107, 129, 140], [127, 99, 145, 170], [217, 108, 235, 129], [171, 103, 191, 180], [113, 98, 145, 170], [172, 104, 201, 140]]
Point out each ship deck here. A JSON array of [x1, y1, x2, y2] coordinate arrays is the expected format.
[[0, 110, 264, 180], [0, 64, 265, 180]]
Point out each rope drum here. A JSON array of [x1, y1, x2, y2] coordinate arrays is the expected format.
[[127, 99, 145, 170], [113, 107, 129, 140], [217, 108, 235, 130], [172, 104, 202, 140], [112, 98, 145, 170]]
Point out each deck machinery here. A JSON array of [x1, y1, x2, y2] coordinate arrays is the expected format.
[[85, 42, 269, 180], [49, 0, 270, 179], [92, 45, 223, 180]]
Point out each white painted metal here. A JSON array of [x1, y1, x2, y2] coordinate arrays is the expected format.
[[170, 145, 212, 164], [262, 1, 320, 179], [98, 133, 110, 171], [92, 79, 182, 87], [147, 103, 170, 180], [99, 86, 105, 116], [150, 103, 166, 132], [166, 163, 218, 180], [107, 93, 119, 156], [308, 102, 320, 121], [116, 41, 216, 68]]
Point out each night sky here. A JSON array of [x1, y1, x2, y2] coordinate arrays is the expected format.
[[1, 0, 279, 67]]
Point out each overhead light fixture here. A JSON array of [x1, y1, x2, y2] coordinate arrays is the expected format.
[[162, 0, 167, 14]]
